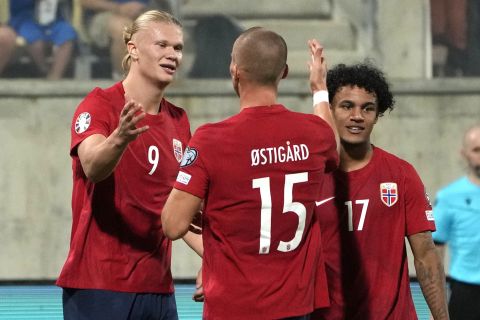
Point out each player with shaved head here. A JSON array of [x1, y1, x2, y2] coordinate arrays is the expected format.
[[231, 26, 287, 86], [433, 124, 480, 320], [162, 27, 338, 319]]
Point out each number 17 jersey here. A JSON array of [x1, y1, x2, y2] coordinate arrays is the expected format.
[[174, 105, 338, 320], [314, 146, 435, 320]]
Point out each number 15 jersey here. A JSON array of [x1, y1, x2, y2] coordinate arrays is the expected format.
[[174, 105, 338, 320]]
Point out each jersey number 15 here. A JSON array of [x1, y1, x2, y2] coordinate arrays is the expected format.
[[252, 172, 308, 255]]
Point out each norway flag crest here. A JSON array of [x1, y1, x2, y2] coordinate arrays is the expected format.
[[172, 139, 183, 163], [380, 182, 398, 207]]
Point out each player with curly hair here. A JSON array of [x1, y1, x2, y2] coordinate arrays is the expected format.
[[312, 63, 449, 320]]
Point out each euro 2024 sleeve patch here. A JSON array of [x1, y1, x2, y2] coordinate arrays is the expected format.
[[75, 112, 91, 134], [180, 147, 198, 167]]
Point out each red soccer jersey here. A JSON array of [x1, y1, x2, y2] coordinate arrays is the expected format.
[[56, 82, 191, 293], [174, 105, 338, 320], [312, 146, 435, 320]]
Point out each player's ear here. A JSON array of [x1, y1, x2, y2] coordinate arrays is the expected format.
[[128, 41, 138, 61], [230, 63, 239, 80], [281, 64, 289, 79]]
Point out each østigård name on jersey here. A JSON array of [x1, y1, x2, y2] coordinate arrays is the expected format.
[[251, 141, 309, 166]]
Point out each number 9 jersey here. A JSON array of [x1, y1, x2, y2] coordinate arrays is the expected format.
[[57, 82, 191, 293]]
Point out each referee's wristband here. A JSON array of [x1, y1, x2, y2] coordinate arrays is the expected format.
[[313, 90, 329, 106]]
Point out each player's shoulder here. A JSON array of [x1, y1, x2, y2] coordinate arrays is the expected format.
[[163, 98, 187, 115], [82, 83, 120, 106], [193, 118, 228, 136], [281, 109, 335, 139], [375, 147, 414, 168], [74, 87, 109, 117], [84, 86, 108, 101], [373, 147, 422, 181], [287, 108, 328, 123], [374, 146, 401, 161]]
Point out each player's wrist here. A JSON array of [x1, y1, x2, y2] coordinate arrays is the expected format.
[[313, 90, 329, 107], [111, 128, 130, 149]]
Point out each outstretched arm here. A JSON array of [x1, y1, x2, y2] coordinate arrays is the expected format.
[[408, 231, 449, 320], [78, 99, 148, 183]]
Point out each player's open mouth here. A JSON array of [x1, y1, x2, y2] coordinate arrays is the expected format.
[[161, 64, 176, 74], [346, 126, 364, 133]]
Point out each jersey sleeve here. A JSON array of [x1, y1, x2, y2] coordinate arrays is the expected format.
[[173, 127, 209, 199], [325, 136, 339, 173], [431, 191, 451, 243], [70, 89, 114, 156], [404, 163, 436, 235]]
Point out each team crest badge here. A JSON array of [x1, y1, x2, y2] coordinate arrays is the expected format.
[[180, 147, 198, 167], [380, 182, 398, 207], [75, 112, 91, 134], [172, 139, 183, 163]]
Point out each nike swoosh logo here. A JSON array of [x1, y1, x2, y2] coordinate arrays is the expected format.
[[315, 196, 335, 206]]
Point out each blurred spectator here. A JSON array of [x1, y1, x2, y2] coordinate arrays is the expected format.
[[433, 124, 480, 319], [430, 0, 468, 76], [0, 25, 16, 76], [80, 0, 176, 79], [6, 0, 77, 79], [189, 15, 243, 78], [466, 0, 480, 76]]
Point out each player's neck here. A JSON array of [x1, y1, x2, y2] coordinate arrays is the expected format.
[[238, 83, 278, 109], [122, 76, 166, 115], [339, 142, 374, 172]]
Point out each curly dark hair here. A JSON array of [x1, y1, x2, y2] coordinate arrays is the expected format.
[[327, 63, 395, 116]]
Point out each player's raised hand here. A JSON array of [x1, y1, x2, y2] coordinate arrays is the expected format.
[[115, 98, 149, 146], [307, 39, 327, 93]]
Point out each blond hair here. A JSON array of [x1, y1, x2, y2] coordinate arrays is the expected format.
[[122, 10, 182, 73]]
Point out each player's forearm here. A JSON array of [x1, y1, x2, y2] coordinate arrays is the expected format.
[[162, 215, 190, 240], [414, 249, 449, 320], [162, 189, 202, 240], [182, 232, 203, 257], [313, 101, 339, 151], [79, 131, 129, 183], [313, 102, 332, 124], [307, 38, 339, 152], [435, 243, 446, 262]]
